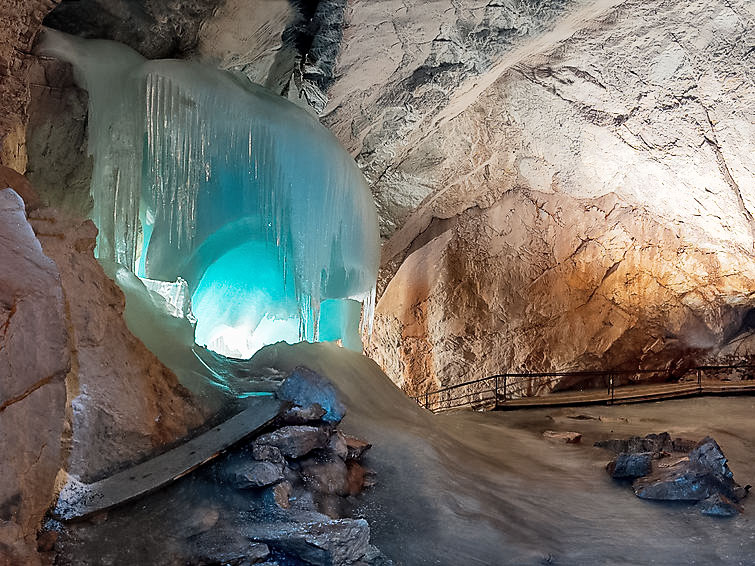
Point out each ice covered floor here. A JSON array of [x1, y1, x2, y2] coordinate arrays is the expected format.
[[256, 343, 755, 565], [47, 343, 755, 565]]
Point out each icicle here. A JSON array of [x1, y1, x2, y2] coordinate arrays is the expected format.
[[36, 28, 380, 359]]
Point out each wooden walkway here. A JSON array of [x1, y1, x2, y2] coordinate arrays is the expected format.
[[54, 395, 284, 521], [495, 380, 755, 410]]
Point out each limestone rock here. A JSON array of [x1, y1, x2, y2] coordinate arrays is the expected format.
[[255, 426, 330, 460], [0, 0, 57, 171], [278, 366, 346, 423], [330, 0, 755, 395], [25, 56, 92, 217], [0, 188, 67, 566], [543, 431, 582, 444]]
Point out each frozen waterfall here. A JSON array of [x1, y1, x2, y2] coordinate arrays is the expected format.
[[36, 29, 379, 359]]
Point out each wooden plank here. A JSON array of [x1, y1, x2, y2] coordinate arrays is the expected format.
[[54, 396, 284, 521]]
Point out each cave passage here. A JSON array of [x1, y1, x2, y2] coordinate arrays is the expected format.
[[36, 28, 379, 360]]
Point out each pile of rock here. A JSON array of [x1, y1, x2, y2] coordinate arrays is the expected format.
[[208, 366, 388, 566], [597, 433, 750, 517]]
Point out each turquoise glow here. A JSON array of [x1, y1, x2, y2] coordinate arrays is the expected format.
[[37, 29, 380, 359]]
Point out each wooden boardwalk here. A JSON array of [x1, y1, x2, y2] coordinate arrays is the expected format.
[[494, 380, 755, 410], [54, 395, 284, 521]]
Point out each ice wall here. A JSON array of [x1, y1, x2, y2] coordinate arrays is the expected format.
[[36, 29, 380, 358]]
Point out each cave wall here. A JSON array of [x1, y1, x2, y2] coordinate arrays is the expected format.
[[19, 0, 755, 398], [318, 0, 755, 393]]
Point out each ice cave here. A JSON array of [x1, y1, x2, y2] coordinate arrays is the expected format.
[[36, 28, 379, 360], [4, 1, 755, 565]]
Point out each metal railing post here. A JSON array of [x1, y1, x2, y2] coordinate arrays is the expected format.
[[609, 374, 615, 405], [494, 375, 499, 408], [425, 392, 429, 411], [697, 368, 702, 393]]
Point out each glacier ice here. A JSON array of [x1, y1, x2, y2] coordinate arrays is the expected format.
[[36, 28, 379, 359]]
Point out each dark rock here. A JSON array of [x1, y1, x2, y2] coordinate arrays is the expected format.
[[633, 460, 718, 501], [255, 426, 329, 459], [356, 545, 395, 566], [225, 461, 284, 489], [36, 529, 58, 552], [343, 435, 372, 461], [697, 493, 743, 517], [281, 403, 327, 425], [188, 529, 270, 565], [689, 437, 733, 481], [44, 0, 221, 59], [607, 452, 653, 479], [300, 456, 350, 497], [595, 432, 695, 456], [248, 518, 370, 566], [252, 444, 286, 465], [633, 437, 746, 503], [278, 366, 347, 423]]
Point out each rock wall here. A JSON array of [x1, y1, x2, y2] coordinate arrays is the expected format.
[[0, 175, 209, 564], [0, 187, 67, 566], [320, 0, 755, 393], [0, 0, 58, 171]]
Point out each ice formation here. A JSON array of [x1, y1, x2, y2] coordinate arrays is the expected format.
[[36, 29, 379, 359]]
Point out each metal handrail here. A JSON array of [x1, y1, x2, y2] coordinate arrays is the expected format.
[[411, 362, 755, 412]]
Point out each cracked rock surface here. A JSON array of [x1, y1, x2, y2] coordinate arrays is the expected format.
[[324, 0, 755, 394]]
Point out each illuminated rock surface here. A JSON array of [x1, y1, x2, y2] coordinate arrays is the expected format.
[[321, 0, 755, 394]]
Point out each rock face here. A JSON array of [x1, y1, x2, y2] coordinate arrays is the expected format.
[[0, 176, 208, 562], [0, 188, 67, 566], [321, 0, 755, 394], [0, 0, 58, 171]]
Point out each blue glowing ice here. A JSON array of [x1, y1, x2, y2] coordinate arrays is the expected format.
[[37, 29, 379, 358]]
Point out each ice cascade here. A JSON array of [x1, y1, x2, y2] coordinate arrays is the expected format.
[[36, 29, 379, 358]]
